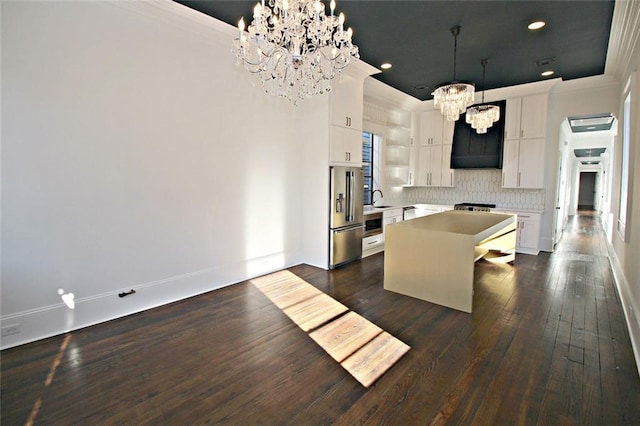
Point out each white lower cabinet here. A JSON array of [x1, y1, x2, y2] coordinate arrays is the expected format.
[[495, 210, 541, 254], [383, 208, 404, 230], [362, 233, 384, 257], [362, 208, 404, 257], [516, 213, 541, 254]]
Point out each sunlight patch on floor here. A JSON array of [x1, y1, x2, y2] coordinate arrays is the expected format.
[[251, 270, 410, 387]]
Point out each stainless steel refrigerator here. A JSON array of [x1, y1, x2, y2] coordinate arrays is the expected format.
[[329, 166, 364, 269]]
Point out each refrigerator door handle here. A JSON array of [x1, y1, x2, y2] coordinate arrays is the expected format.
[[333, 225, 364, 234], [346, 170, 354, 222]]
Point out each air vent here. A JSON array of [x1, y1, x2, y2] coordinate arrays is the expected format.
[[535, 57, 556, 67]]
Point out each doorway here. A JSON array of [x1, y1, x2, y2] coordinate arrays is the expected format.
[[578, 172, 597, 211]]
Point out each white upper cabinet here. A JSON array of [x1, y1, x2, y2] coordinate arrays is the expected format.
[[441, 144, 455, 187], [417, 145, 443, 187], [330, 74, 364, 131], [502, 94, 547, 189], [408, 110, 455, 187], [418, 110, 444, 145], [504, 94, 547, 140], [329, 126, 363, 166]]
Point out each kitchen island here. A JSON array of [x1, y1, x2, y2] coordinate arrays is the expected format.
[[383, 210, 516, 313]]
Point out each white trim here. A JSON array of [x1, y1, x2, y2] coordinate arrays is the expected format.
[[1, 252, 300, 350], [609, 249, 640, 378]]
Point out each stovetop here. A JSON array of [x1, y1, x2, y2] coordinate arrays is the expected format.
[[453, 203, 496, 212]]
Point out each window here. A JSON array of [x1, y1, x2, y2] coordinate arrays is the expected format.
[[618, 89, 631, 240], [362, 132, 373, 205], [362, 131, 381, 205]]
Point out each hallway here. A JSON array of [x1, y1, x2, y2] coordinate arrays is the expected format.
[[1, 212, 639, 424]]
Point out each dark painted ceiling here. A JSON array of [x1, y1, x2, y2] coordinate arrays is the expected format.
[[175, 1, 614, 102]]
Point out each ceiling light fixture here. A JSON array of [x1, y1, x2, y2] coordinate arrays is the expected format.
[[381, 63, 392, 70], [466, 59, 500, 134], [432, 25, 475, 122], [528, 20, 546, 30], [541, 70, 554, 77], [232, 0, 359, 105]]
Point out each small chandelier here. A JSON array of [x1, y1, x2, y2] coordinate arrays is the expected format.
[[466, 59, 500, 134], [231, 0, 359, 105], [432, 25, 475, 122]]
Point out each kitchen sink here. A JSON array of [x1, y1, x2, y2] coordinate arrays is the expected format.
[[373, 205, 394, 208]]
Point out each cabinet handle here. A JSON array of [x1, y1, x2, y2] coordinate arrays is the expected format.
[[518, 171, 521, 187], [520, 129, 523, 138], [502, 173, 505, 186]]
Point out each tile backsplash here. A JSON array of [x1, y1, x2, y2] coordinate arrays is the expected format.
[[386, 169, 545, 211]]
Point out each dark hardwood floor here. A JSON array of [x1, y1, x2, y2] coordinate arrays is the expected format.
[[2, 212, 640, 424]]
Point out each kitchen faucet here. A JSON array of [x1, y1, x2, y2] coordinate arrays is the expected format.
[[372, 189, 384, 205]]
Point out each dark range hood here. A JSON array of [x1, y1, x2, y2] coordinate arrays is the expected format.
[[450, 100, 506, 169]]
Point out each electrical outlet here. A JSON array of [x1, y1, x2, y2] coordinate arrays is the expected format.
[[1, 324, 21, 336]]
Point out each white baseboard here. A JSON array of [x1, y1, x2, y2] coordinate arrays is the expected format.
[[609, 251, 640, 377], [1, 252, 300, 350]]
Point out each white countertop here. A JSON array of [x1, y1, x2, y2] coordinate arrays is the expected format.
[[392, 210, 516, 243]]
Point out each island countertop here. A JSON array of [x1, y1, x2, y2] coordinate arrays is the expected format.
[[392, 210, 516, 243]]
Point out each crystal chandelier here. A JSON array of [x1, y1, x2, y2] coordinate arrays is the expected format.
[[432, 26, 475, 121], [466, 59, 500, 134], [231, 0, 359, 105]]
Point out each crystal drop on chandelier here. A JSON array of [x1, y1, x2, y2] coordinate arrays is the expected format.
[[231, 0, 360, 105]]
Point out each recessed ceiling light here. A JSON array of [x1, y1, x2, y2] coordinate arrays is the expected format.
[[528, 21, 546, 30], [380, 63, 392, 70], [541, 70, 554, 77]]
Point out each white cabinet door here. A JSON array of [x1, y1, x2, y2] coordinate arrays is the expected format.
[[520, 94, 547, 139], [383, 209, 403, 231], [517, 214, 540, 253], [442, 118, 455, 145], [417, 145, 443, 186], [504, 94, 547, 140], [416, 145, 444, 186], [330, 74, 363, 130], [417, 147, 430, 186], [407, 145, 417, 186], [502, 139, 520, 188], [330, 126, 362, 165], [441, 144, 455, 187], [517, 138, 544, 188], [428, 145, 443, 186], [419, 110, 444, 145], [504, 98, 522, 140]]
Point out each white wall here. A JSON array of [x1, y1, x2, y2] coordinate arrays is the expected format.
[[605, 0, 640, 374], [1, 1, 329, 348]]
